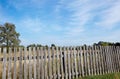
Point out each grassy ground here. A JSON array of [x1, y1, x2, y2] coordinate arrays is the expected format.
[[77, 73, 120, 79]]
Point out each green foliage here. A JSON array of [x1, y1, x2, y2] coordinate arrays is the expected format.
[[0, 22, 20, 47], [27, 44, 42, 48], [93, 41, 120, 46]]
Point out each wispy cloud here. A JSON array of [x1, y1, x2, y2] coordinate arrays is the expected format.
[[17, 17, 44, 33], [54, 0, 104, 36], [96, 0, 120, 29], [54, 0, 120, 36]]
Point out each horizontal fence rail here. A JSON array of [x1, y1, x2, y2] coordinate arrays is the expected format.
[[0, 46, 120, 79]]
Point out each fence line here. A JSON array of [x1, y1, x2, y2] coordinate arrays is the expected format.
[[0, 46, 120, 79]]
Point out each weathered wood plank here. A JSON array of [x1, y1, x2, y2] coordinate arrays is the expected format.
[[77, 47, 81, 77], [7, 48, 12, 79], [2, 48, 7, 79], [52, 47, 56, 79], [36, 47, 40, 79], [106, 46, 110, 73], [104, 46, 108, 74], [40, 47, 44, 79], [94, 46, 99, 75], [56, 47, 60, 79], [67, 47, 71, 79], [44, 47, 48, 79], [71, 47, 75, 79], [117, 46, 120, 72], [114, 46, 119, 72], [83, 46, 87, 76], [73, 47, 78, 78], [28, 47, 32, 79], [111, 46, 115, 72], [80, 46, 84, 77], [92, 46, 96, 75], [87, 46, 90, 76], [63, 47, 68, 79], [13, 48, 17, 79], [99, 46, 103, 74], [48, 47, 52, 79], [33, 47, 36, 79], [60, 47, 64, 79], [19, 48, 23, 79], [89, 46, 93, 76], [24, 48, 27, 79], [108, 46, 113, 73]]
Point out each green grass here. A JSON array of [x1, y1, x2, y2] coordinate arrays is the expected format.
[[76, 73, 120, 79]]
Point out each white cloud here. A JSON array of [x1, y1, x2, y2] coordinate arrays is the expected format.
[[96, 0, 120, 29], [54, 0, 105, 36], [65, 26, 84, 36], [54, 0, 89, 36], [54, 0, 120, 37], [17, 18, 44, 33]]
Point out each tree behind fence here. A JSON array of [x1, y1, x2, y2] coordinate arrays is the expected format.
[[0, 46, 120, 79]]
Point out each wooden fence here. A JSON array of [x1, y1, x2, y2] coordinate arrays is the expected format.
[[0, 46, 120, 79]]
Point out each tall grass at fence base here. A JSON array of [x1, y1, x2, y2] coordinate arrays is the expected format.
[[76, 72, 120, 79]]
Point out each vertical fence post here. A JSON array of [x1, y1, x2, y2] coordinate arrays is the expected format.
[[13, 47, 17, 79], [117, 46, 120, 72], [48, 47, 52, 79], [19, 47, 23, 79], [77, 47, 81, 77], [99, 46, 104, 75], [106, 46, 110, 73], [109, 46, 113, 73], [92, 46, 96, 75], [0, 47, 3, 79], [28, 47, 32, 79], [86, 46, 89, 76], [2, 48, 7, 79], [24, 48, 27, 79], [87, 46, 90, 76], [67, 47, 71, 79], [44, 47, 48, 79], [94, 46, 99, 75], [98, 46, 102, 75], [80, 46, 84, 77], [40, 47, 44, 79], [112, 46, 116, 73], [114, 46, 119, 72], [70, 47, 75, 79], [8, 48, 12, 79], [33, 47, 36, 79], [56, 46, 60, 79], [89, 46, 93, 76], [83, 46, 87, 76], [63, 47, 68, 79], [52, 47, 56, 79], [37, 47, 40, 79], [73, 47, 78, 78], [96, 46, 100, 75], [60, 47, 64, 79]]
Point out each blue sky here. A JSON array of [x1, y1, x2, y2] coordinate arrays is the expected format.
[[0, 0, 120, 46]]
